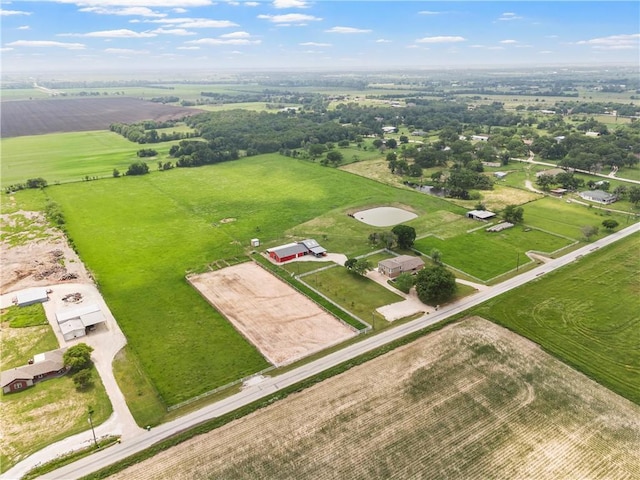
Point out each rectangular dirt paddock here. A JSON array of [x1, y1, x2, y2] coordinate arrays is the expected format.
[[188, 262, 357, 366]]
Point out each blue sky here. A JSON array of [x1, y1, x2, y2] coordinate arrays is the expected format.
[[1, 1, 638, 73]]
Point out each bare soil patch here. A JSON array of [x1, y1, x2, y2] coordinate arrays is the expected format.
[[188, 262, 357, 366], [0, 211, 93, 294], [111, 317, 640, 480], [1, 97, 204, 138]]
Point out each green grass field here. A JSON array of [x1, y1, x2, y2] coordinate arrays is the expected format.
[[42, 154, 463, 406], [472, 232, 640, 404], [0, 131, 181, 187], [309, 266, 404, 325], [414, 225, 572, 281]]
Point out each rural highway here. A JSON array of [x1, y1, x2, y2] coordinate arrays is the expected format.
[[25, 222, 640, 479]]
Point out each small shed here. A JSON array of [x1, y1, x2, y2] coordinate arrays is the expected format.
[[471, 135, 489, 142], [59, 318, 86, 341], [251, 238, 260, 247], [299, 239, 327, 258], [15, 288, 49, 307], [494, 171, 508, 179], [467, 210, 496, 221]]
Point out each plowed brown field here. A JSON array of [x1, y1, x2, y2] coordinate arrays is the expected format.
[[1, 97, 202, 138], [110, 317, 640, 480]]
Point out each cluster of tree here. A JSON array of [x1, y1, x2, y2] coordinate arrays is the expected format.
[[169, 140, 239, 168], [556, 101, 639, 117], [110, 121, 195, 144], [157, 161, 174, 171], [137, 149, 158, 158], [536, 171, 584, 191], [126, 161, 150, 176], [438, 167, 493, 199], [150, 96, 180, 104], [4, 177, 48, 194], [344, 258, 372, 275], [63, 343, 94, 390], [45, 200, 65, 226], [200, 90, 319, 106], [183, 109, 359, 156], [368, 225, 417, 250]]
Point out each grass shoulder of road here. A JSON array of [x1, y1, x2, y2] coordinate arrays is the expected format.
[[471, 231, 640, 404], [0, 366, 112, 473]]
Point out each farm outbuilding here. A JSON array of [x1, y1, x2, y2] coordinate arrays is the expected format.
[[15, 288, 49, 307], [267, 239, 327, 263], [56, 303, 106, 340], [1, 348, 67, 394], [378, 255, 425, 279], [466, 210, 496, 221]]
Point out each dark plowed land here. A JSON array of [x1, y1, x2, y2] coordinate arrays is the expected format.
[[1, 97, 204, 138]]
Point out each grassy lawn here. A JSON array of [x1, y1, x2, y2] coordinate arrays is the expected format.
[[1, 322, 59, 370], [1, 303, 48, 327], [0, 367, 112, 473], [43, 154, 462, 406], [523, 196, 633, 239], [0, 131, 183, 188], [414, 226, 572, 281], [310, 266, 403, 325], [472, 232, 640, 404]]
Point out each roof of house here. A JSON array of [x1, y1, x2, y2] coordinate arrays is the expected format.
[[467, 210, 496, 219], [267, 242, 308, 259], [579, 190, 616, 201], [1, 348, 67, 387], [379, 255, 425, 271]]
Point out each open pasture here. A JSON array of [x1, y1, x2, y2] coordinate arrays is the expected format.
[[0, 97, 202, 138], [110, 317, 640, 480], [44, 154, 462, 407], [188, 262, 357, 366], [472, 232, 640, 404], [414, 225, 572, 282]]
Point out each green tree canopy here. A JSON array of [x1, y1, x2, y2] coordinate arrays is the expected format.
[[63, 343, 94, 372], [415, 265, 457, 305], [392, 225, 417, 249], [503, 205, 524, 224]]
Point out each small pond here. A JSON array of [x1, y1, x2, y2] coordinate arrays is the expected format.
[[352, 207, 418, 227]]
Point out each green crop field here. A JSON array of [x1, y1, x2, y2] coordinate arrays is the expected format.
[[472, 232, 640, 404], [1, 131, 182, 187], [41, 154, 463, 406], [414, 226, 573, 282]]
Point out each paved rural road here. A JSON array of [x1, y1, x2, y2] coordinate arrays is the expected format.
[[13, 222, 640, 480]]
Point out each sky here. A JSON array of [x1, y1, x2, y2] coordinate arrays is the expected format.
[[1, 1, 639, 74]]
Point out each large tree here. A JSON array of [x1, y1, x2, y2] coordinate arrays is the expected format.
[[392, 224, 417, 249], [502, 204, 524, 224], [415, 265, 457, 305], [63, 343, 94, 372]]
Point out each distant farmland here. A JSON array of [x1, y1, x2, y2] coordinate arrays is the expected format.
[[0, 97, 203, 138]]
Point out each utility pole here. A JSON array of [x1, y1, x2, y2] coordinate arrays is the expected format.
[[87, 406, 98, 448], [516, 252, 520, 272]]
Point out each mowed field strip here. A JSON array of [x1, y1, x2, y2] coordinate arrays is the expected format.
[[188, 262, 357, 366], [110, 317, 640, 480]]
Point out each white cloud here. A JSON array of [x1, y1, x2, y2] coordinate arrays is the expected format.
[[173, 8, 187, 13], [187, 37, 261, 45], [220, 31, 251, 38], [539, 50, 553, 54], [105, 48, 149, 54], [415, 35, 465, 44], [177, 45, 200, 50], [576, 33, 640, 49], [158, 18, 239, 28], [273, 0, 308, 8], [152, 28, 195, 35], [6, 40, 85, 49], [17, 25, 30, 30], [500, 39, 518, 44], [375, 39, 391, 43], [0, 47, 14, 52], [1, 9, 31, 16], [61, 29, 157, 38], [325, 26, 371, 34], [487, 46, 505, 50], [418, 11, 442, 15], [79, 6, 165, 17], [258, 13, 321, 24], [56, 0, 212, 6], [245, 1, 259, 5], [469, 44, 484, 48], [498, 12, 522, 21], [299, 41, 331, 47]]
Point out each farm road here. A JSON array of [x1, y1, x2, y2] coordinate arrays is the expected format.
[[5, 222, 640, 480]]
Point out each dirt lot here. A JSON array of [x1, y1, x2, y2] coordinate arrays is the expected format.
[[0, 97, 203, 138], [0, 211, 92, 294], [188, 262, 357, 366], [110, 317, 640, 480]]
